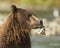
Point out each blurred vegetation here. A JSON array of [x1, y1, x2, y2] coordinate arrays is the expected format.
[[0, 0, 60, 20], [0, 0, 60, 8]]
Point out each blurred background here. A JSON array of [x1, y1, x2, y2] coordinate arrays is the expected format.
[[0, 0, 60, 48]]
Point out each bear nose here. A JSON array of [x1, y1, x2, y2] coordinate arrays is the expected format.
[[39, 20, 44, 28], [33, 19, 44, 29]]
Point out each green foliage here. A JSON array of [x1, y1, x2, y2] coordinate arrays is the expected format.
[[21, 0, 52, 6], [21, 0, 60, 7], [0, 0, 60, 7]]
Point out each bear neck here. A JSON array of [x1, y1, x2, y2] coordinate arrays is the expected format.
[[2, 15, 30, 45]]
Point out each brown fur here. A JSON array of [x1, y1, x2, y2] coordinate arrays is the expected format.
[[0, 5, 41, 48]]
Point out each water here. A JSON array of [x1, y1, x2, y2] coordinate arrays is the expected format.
[[0, 14, 7, 24], [31, 36, 60, 48], [0, 14, 60, 48]]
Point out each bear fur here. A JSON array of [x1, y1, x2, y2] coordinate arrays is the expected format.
[[0, 5, 33, 48]]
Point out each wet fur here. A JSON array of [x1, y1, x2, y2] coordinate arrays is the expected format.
[[0, 5, 31, 48]]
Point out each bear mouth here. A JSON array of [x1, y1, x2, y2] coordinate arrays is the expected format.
[[31, 19, 45, 35], [31, 27, 45, 35]]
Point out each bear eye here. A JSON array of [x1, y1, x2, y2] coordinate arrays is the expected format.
[[28, 14, 32, 17]]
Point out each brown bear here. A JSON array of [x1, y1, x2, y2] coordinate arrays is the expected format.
[[0, 5, 43, 48]]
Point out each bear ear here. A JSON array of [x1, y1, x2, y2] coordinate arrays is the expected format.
[[11, 5, 17, 13]]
